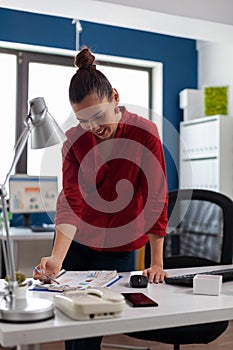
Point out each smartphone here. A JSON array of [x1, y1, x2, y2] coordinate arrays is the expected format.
[[122, 292, 159, 307]]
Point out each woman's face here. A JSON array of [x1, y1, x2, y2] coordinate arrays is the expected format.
[[72, 90, 120, 141]]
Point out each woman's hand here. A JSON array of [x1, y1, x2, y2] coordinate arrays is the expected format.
[[143, 265, 168, 284], [33, 256, 63, 283]]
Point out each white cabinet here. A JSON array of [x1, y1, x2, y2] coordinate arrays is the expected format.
[[179, 115, 233, 199]]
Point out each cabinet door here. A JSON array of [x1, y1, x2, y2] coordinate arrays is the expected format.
[[180, 119, 219, 160], [180, 116, 233, 199], [180, 158, 218, 190]]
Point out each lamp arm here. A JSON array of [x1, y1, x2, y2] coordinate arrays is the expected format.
[[0, 191, 14, 281], [0, 118, 32, 291], [3, 119, 33, 188]]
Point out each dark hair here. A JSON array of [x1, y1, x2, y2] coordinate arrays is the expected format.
[[69, 47, 113, 103]]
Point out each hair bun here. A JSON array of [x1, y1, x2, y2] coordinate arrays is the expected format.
[[74, 47, 96, 70]]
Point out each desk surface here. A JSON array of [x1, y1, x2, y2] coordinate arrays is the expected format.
[[1, 227, 54, 241], [1, 265, 233, 347]]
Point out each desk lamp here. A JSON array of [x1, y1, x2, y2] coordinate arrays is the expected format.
[[0, 97, 66, 322]]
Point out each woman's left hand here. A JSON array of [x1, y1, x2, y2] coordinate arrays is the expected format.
[[143, 265, 168, 284]]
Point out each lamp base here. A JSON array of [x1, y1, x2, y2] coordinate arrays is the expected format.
[[0, 297, 54, 322]]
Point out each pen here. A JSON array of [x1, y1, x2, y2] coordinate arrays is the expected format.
[[106, 275, 123, 287], [29, 288, 62, 293], [57, 269, 66, 279], [33, 267, 60, 285]]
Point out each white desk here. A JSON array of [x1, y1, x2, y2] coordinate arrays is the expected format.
[[0, 227, 54, 277], [1, 265, 233, 349]]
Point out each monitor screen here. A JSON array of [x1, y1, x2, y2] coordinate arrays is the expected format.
[[9, 175, 58, 214]]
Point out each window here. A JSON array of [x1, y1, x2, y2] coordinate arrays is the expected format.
[[27, 61, 75, 178], [0, 52, 17, 185], [99, 64, 150, 117]]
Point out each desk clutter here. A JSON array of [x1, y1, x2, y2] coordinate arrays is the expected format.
[[30, 271, 154, 320], [30, 270, 125, 320]]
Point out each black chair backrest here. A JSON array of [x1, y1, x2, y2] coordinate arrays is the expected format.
[[145, 189, 233, 269], [166, 189, 233, 265]]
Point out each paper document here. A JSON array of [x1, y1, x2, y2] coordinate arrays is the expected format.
[[57, 270, 118, 289], [30, 270, 119, 292]]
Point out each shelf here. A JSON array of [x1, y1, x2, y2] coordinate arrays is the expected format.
[[179, 115, 233, 199], [181, 115, 232, 126], [181, 156, 218, 161]]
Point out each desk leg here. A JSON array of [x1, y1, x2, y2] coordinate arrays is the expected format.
[[15, 344, 41, 350]]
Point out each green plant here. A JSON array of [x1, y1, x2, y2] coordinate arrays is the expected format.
[[204, 86, 228, 116], [5, 271, 27, 287], [0, 211, 13, 228]]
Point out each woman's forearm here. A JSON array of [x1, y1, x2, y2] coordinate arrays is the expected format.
[[148, 233, 164, 267], [52, 227, 75, 263]]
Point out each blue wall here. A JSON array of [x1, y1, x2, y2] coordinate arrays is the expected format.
[[0, 8, 198, 191]]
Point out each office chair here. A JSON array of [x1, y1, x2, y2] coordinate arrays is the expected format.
[[126, 189, 233, 350]]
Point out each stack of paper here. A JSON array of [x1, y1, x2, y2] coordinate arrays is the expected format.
[[30, 270, 119, 292]]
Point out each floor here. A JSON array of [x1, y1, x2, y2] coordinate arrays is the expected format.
[[1, 321, 233, 349]]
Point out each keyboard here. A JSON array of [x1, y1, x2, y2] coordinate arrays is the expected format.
[[31, 225, 55, 232], [165, 268, 233, 287]]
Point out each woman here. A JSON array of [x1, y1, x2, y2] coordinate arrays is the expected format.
[[34, 47, 168, 350]]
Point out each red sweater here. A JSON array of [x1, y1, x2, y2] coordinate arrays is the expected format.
[[55, 108, 168, 251]]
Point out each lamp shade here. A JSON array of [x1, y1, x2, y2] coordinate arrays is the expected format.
[[29, 97, 66, 149]]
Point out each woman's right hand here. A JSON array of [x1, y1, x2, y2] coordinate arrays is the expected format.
[[33, 256, 63, 283]]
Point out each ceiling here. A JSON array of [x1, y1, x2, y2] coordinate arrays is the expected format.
[[91, 0, 233, 26], [1, 0, 233, 44]]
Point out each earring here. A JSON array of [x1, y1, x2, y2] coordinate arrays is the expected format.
[[114, 106, 120, 114]]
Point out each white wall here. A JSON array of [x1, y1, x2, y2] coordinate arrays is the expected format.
[[197, 41, 233, 116]]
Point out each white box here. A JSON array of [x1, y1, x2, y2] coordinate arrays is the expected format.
[[179, 89, 203, 121], [193, 274, 222, 296]]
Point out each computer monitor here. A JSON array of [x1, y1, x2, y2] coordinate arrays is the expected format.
[[9, 174, 58, 227]]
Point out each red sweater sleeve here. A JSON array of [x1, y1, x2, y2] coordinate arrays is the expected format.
[[55, 136, 83, 227], [140, 122, 168, 237]]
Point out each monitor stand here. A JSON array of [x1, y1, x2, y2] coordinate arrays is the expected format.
[[23, 213, 31, 228]]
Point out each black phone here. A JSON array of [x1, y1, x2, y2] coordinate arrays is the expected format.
[[122, 292, 159, 307]]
